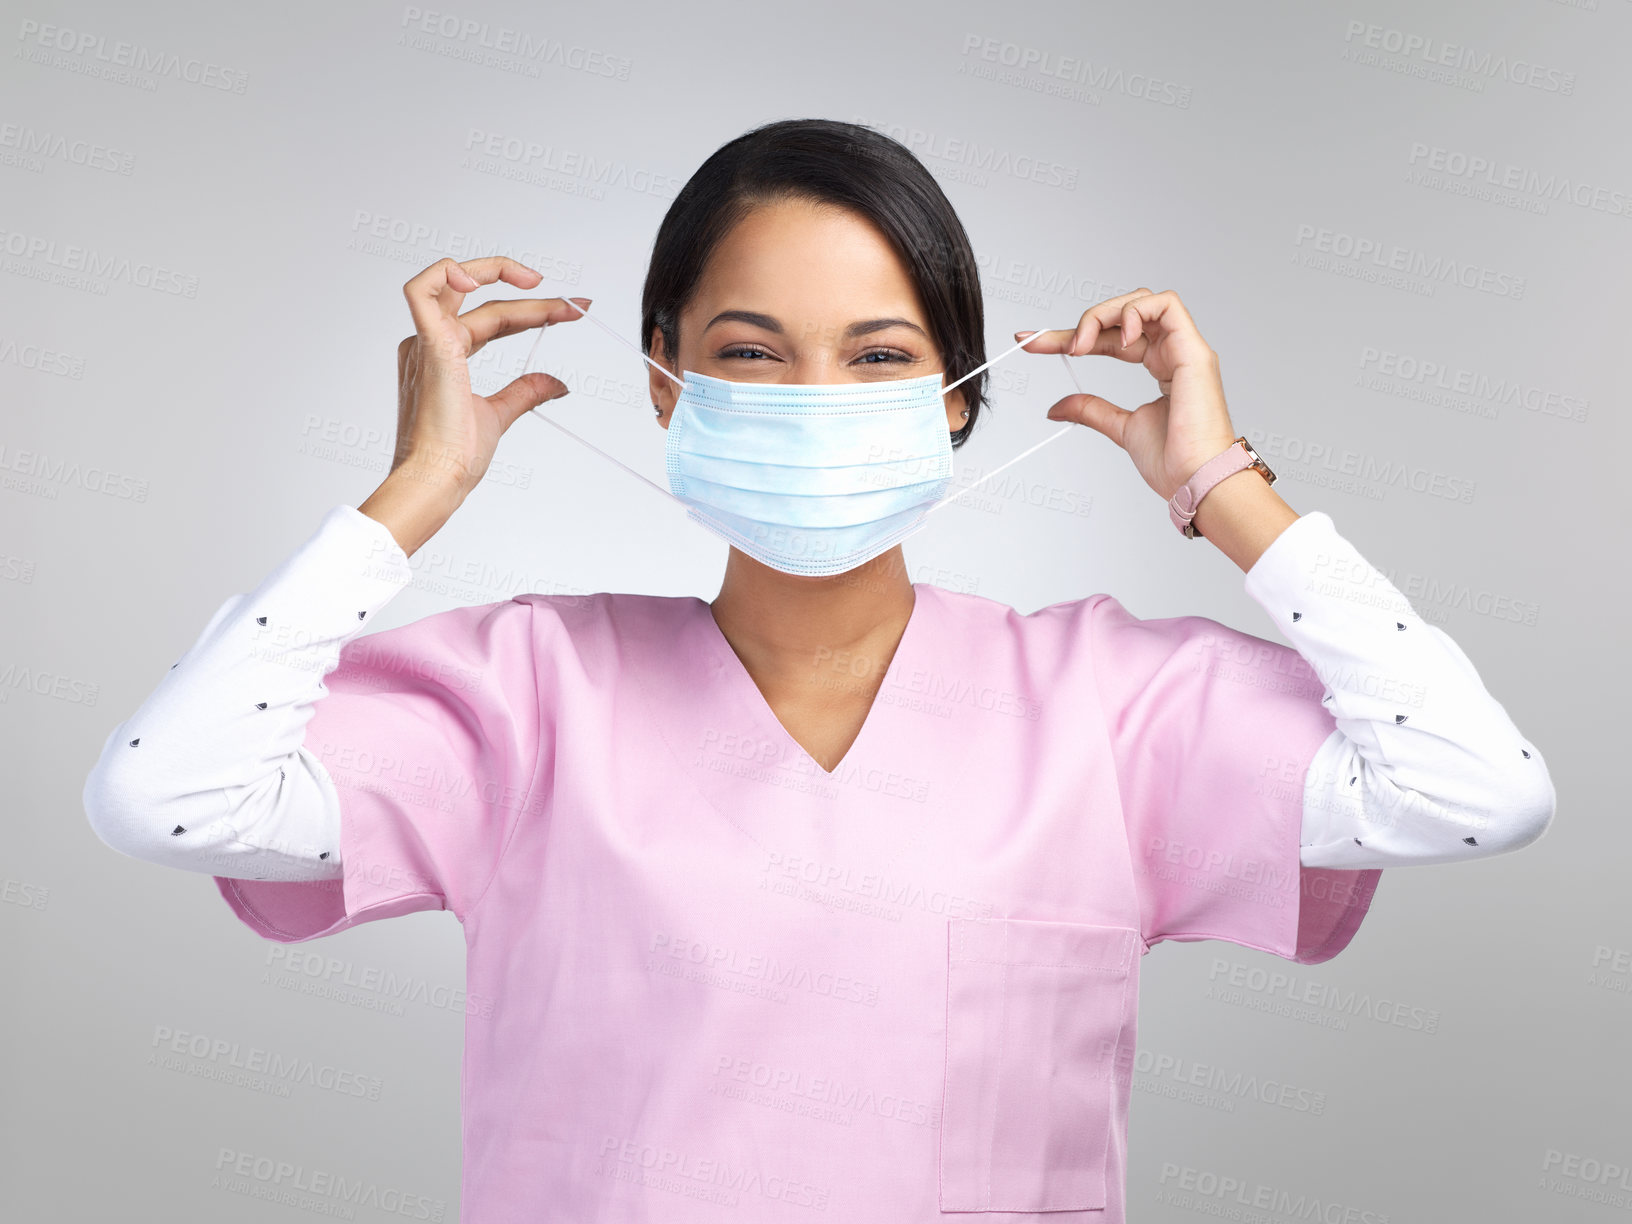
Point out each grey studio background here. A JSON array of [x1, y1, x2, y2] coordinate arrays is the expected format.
[[3, 0, 1624, 1220]]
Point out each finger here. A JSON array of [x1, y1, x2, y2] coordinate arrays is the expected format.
[[486, 372, 569, 430], [1015, 288, 1153, 353], [1044, 391, 1131, 448], [402, 256, 543, 339], [462, 296, 593, 357], [1118, 290, 1209, 361], [1088, 287, 1155, 312], [1015, 287, 1158, 357], [1119, 297, 1161, 349], [1067, 311, 1102, 357], [1067, 292, 1146, 354], [1015, 324, 1149, 363], [1118, 289, 1196, 347], [1010, 327, 1082, 355]]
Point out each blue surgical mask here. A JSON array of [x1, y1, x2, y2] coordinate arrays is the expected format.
[[523, 299, 1078, 576]]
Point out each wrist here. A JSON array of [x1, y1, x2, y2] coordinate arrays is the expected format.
[[397, 443, 479, 497], [1188, 470, 1298, 573], [1165, 437, 1241, 501], [1166, 434, 1280, 545], [361, 464, 466, 558]]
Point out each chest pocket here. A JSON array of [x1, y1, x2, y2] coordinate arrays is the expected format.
[[938, 917, 1138, 1214]]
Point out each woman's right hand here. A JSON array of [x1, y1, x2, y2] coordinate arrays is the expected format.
[[392, 255, 590, 500], [358, 256, 589, 558]]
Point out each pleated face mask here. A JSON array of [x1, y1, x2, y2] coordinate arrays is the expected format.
[[523, 298, 1081, 576]]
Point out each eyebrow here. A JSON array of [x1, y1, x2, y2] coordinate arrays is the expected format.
[[703, 309, 928, 340]]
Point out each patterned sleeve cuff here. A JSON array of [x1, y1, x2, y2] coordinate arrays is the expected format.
[[82, 504, 417, 880], [1240, 511, 1555, 868]]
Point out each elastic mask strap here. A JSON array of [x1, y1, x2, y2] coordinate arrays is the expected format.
[[941, 328, 1047, 396], [529, 412, 682, 508], [921, 346, 1084, 516], [523, 298, 694, 509], [528, 406, 762, 556], [523, 297, 686, 390]]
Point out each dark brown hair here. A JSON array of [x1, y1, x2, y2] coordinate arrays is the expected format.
[[640, 118, 988, 447]]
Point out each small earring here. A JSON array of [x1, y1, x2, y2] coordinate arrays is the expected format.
[[653, 404, 662, 416], [960, 409, 970, 419]]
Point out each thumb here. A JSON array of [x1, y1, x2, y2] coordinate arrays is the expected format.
[[1046, 392, 1128, 447], [489, 371, 568, 428]]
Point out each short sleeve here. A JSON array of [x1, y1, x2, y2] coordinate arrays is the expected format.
[[214, 597, 543, 942], [1088, 593, 1381, 964]]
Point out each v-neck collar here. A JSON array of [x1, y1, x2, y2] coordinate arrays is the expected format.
[[696, 584, 932, 778], [615, 582, 981, 825]]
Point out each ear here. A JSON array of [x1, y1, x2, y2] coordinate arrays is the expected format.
[[943, 385, 971, 433], [649, 328, 681, 428]]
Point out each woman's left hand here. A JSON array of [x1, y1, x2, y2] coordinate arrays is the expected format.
[[1016, 288, 1240, 502]]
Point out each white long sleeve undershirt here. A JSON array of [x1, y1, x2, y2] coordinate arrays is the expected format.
[[82, 505, 1555, 883]]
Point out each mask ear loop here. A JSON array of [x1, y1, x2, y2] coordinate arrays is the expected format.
[[520, 298, 694, 511], [919, 336, 1079, 520], [529, 296, 687, 390]]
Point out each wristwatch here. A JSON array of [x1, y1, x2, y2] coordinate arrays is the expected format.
[[1168, 436, 1276, 539]]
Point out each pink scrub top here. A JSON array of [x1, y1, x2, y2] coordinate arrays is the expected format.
[[215, 582, 1381, 1224]]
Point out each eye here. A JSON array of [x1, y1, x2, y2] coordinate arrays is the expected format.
[[719, 344, 776, 361], [855, 348, 913, 365]]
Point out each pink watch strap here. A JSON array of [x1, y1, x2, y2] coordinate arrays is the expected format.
[[1168, 437, 1274, 538]]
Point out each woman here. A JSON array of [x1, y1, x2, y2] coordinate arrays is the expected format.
[[84, 119, 1554, 1222]]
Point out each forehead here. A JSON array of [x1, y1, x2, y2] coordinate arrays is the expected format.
[[686, 197, 927, 330]]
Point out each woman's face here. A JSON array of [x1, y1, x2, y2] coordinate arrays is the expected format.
[[649, 196, 968, 431]]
